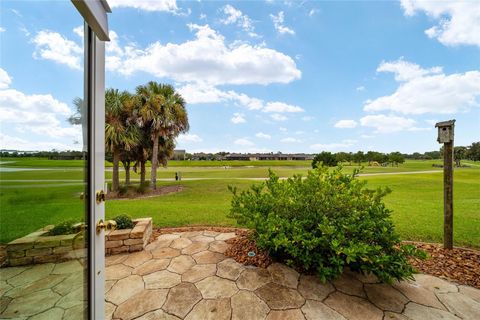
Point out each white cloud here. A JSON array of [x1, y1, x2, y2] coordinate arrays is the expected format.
[[0, 68, 12, 89], [199, 13, 207, 20], [279, 127, 287, 132], [295, 130, 305, 135], [32, 30, 83, 70], [263, 102, 304, 113], [271, 114, 288, 121], [334, 119, 358, 129], [308, 9, 319, 17], [177, 83, 263, 110], [281, 137, 301, 143], [310, 139, 357, 151], [361, 134, 375, 139], [221, 5, 258, 37], [0, 72, 81, 149], [360, 114, 416, 133], [108, 24, 300, 86], [108, 0, 179, 13], [400, 0, 480, 47], [365, 59, 480, 115], [255, 132, 271, 139], [234, 138, 254, 146], [0, 133, 79, 151], [270, 11, 295, 35], [231, 113, 246, 124], [0, 27, 5, 33], [177, 133, 203, 143], [356, 86, 365, 92], [377, 58, 442, 81]]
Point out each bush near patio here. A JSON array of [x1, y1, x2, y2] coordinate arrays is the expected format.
[[228, 166, 425, 283]]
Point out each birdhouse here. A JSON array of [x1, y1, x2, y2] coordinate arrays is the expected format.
[[435, 120, 455, 143]]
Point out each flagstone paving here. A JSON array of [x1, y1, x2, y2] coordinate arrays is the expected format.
[[1, 230, 480, 319]]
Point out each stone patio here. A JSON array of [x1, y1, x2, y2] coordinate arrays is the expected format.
[[1, 230, 480, 319]]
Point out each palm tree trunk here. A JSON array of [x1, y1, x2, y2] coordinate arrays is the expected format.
[[140, 160, 146, 185], [125, 165, 130, 185], [112, 149, 120, 192], [151, 133, 159, 190]]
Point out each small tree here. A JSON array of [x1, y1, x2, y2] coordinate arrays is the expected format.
[[388, 152, 405, 167], [454, 146, 467, 166], [312, 152, 338, 168], [353, 151, 365, 165]]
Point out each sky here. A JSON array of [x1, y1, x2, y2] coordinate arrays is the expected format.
[[0, 0, 479, 154]]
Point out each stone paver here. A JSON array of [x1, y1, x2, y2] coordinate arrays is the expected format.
[[133, 258, 170, 275], [231, 290, 270, 320], [393, 280, 447, 310], [106, 263, 133, 280], [209, 240, 229, 253], [403, 302, 461, 320], [414, 274, 458, 294], [163, 283, 202, 318], [437, 292, 480, 319], [216, 258, 244, 280], [364, 283, 408, 313], [192, 250, 226, 264], [144, 270, 181, 289], [298, 274, 335, 301], [332, 271, 366, 298], [2, 230, 478, 320], [185, 298, 231, 320], [181, 241, 209, 255], [267, 262, 299, 289], [152, 247, 181, 259], [459, 285, 480, 303], [168, 255, 196, 274], [302, 299, 346, 320], [324, 292, 383, 320], [182, 264, 217, 283], [123, 250, 152, 268], [170, 237, 193, 250], [255, 282, 305, 309], [195, 276, 239, 299], [113, 289, 167, 320], [267, 309, 306, 320], [236, 267, 272, 291], [106, 274, 144, 305]]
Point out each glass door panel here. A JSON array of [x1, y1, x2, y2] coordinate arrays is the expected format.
[[0, 1, 88, 319]]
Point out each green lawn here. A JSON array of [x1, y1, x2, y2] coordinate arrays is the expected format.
[[1, 158, 479, 248]]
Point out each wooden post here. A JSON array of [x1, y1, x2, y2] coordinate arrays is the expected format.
[[443, 140, 454, 249], [435, 120, 455, 249]]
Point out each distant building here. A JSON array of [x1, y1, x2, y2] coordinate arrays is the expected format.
[[171, 149, 186, 160], [225, 153, 313, 161]]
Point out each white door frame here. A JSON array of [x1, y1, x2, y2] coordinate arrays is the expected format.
[[72, 1, 111, 319], [86, 25, 106, 320]]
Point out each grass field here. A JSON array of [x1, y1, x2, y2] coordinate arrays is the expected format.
[[1, 157, 479, 248]]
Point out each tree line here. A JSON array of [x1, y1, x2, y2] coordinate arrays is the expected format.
[[312, 151, 406, 168]]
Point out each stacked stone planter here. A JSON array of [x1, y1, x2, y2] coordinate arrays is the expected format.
[[105, 218, 152, 255], [3, 225, 86, 267]]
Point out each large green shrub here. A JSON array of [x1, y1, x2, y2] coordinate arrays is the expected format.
[[228, 166, 424, 283], [113, 214, 134, 229]]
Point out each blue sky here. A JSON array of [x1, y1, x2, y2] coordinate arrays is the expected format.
[[1, 0, 479, 153]]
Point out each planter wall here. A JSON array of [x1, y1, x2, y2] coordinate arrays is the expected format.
[[2, 217, 152, 267], [4, 225, 86, 267], [105, 218, 152, 255]]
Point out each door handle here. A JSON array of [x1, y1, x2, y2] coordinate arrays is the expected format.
[[96, 219, 117, 234], [96, 190, 106, 204]]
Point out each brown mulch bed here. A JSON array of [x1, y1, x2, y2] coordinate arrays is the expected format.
[[224, 231, 272, 268], [407, 242, 480, 289], [106, 185, 183, 200], [150, 226, 480, 289]]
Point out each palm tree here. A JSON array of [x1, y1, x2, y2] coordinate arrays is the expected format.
[[105, 89, 139, 192], [135, 82, 189, 189]]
